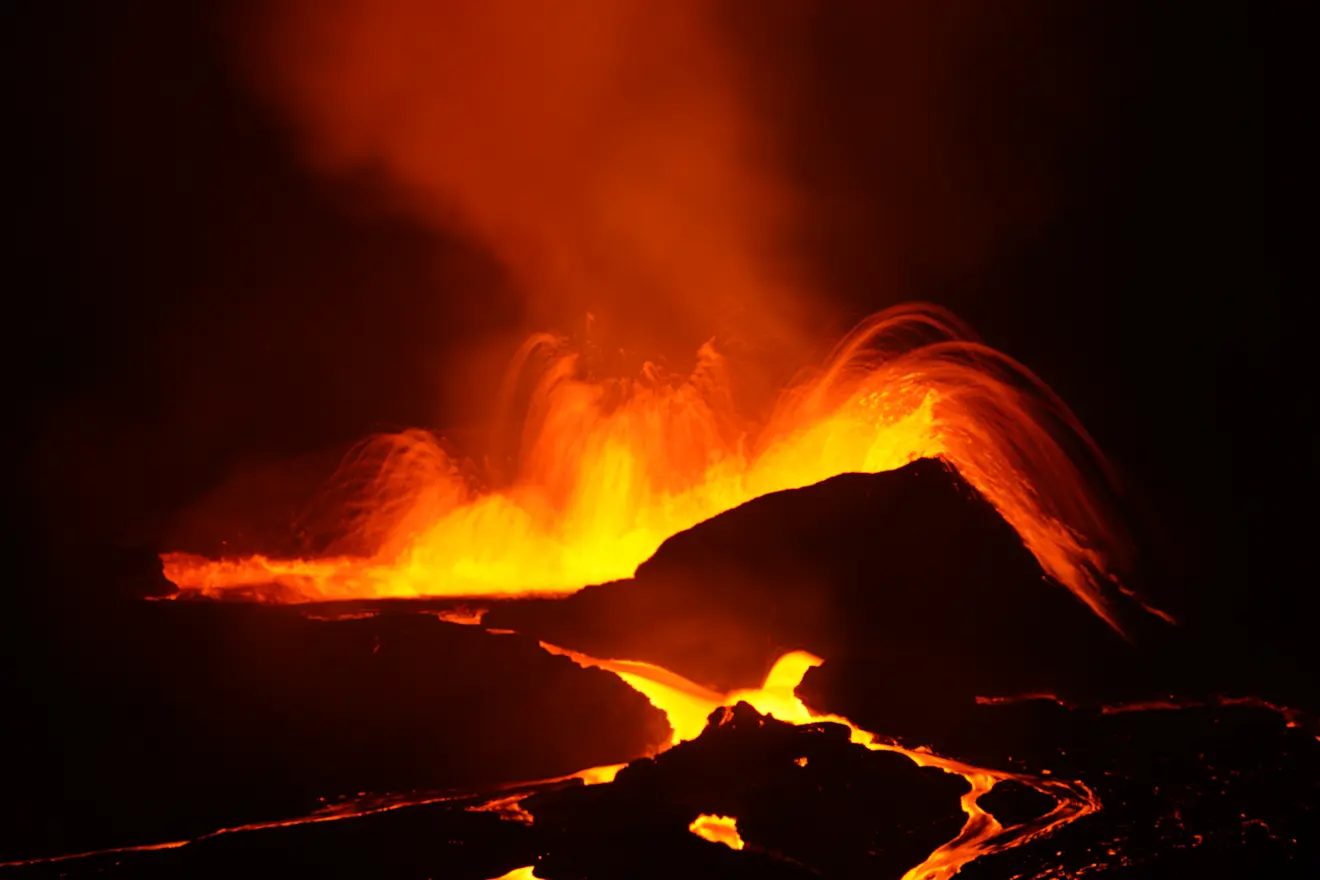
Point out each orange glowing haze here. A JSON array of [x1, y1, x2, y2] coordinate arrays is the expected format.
[[242, 0, 806, 353], [158, 1, 1143, 629]]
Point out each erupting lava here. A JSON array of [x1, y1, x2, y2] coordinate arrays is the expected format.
[[163, 304, 1137, 630], [29, 1, 1300, 875], [156, 305, 1131, 875]]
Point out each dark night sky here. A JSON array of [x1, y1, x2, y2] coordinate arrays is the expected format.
[[3, 2, 1306, 655]]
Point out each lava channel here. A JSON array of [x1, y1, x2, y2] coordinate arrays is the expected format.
[[488, 641, 1101, 880]]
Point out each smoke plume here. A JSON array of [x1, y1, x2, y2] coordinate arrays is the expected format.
[[242, 0, 807, 362]]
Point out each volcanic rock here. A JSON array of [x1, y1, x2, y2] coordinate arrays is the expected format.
[[1, 601, 667, 865], [797, 686, 1320, 879], [977, 779, 1056, 827], [24, 695, 1317, 878], [487, 457, 1145, 708], [958, 702, 1320, 878], [522, 701, 969, 879]]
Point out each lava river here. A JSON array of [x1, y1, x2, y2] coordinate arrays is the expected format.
[[481, 636, 1099, 880], [0, 619, 1100, 878]]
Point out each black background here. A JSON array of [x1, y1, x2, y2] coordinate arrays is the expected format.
[[2, 2, 1306, 671]]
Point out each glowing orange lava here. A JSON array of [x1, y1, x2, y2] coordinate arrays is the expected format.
[[513, 642, 1100, 880], [0, 623, 1098, 878], [490, 867, 541, 880], [163, 304, 1141, 630], [689, 814, 745, 850]]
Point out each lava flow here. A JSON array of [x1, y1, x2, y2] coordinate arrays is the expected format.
[[162, 304, 1146, 631], [0, 631, 1097, 878], [490, 641, 1099, 880], [688, 814, 745, 850]]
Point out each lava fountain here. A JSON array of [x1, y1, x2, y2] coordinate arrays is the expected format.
[[165, 1, 1158, 629], [162, 303, 1142, 631], [14, 1, 1306, 876]]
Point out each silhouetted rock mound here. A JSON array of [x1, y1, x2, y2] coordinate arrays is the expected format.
[[521, 701, 968, 879], [2, 602, 667, 865], [488, 458, 1146, 703]]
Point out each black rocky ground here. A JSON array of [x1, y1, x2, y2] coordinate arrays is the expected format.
[[5, 459, 1316, 877], [800, 666, 1320, 876], [4, 702, 970, 880], [520, 702, 969, 880], [0, 604, 666, 865], [10, 695, 1316, 879], [957, 702, 1320, 877]]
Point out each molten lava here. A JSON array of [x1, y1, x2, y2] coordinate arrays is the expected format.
[[689, 814, 745, 850], [536, 644, 1098, 880], [163, 304, 1138, 630], [491, 868, 541, 880]]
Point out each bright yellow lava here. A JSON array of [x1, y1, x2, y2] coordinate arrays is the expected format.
[[543, 643, 1100, 880], [490, 868, 541, 880], [689, 814, 745, 850]]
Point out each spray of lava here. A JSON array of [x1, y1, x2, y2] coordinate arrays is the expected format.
[[163, 303, 1138, 630]]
